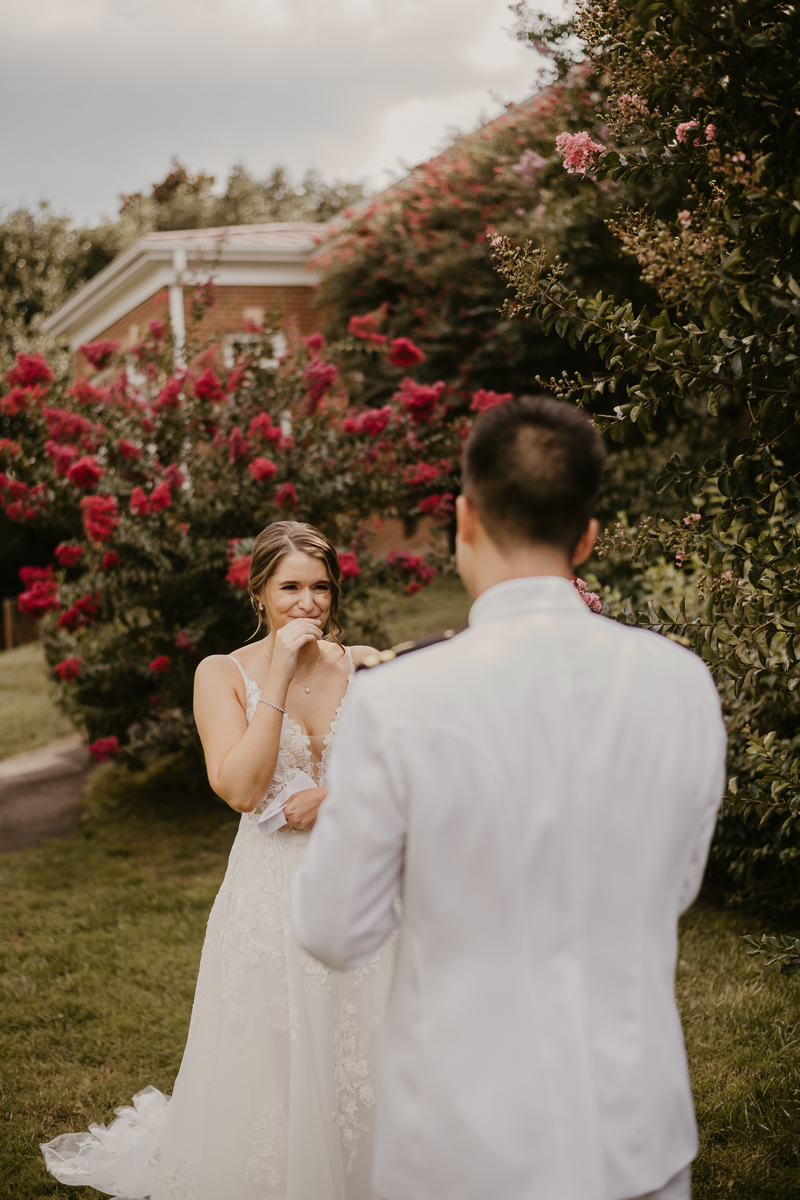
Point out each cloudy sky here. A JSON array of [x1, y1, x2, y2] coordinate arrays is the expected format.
[[0, 0, 564, 224]]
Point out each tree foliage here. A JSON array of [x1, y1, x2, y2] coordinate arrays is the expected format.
[[497, 0, 800, 910]]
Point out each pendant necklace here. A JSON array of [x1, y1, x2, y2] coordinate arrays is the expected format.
[[264, 639, 322, 694]]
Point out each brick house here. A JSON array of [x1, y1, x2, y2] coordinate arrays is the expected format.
[[42, 222, 325, 374], [41, 220, 435, 561]]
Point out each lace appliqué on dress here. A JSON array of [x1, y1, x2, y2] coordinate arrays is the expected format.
[[303, 951, 334, 991], [333, 999, 379, 1173], [161, 1157, 200, 1200], [244, 1098, 290, 1194]]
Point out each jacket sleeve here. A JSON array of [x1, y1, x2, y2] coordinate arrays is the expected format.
[[677, 685, 728, 914], [290, 677, 405, 969]]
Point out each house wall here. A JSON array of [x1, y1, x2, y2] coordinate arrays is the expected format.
[[366, 516, 441, 559], [76, 284, 320, 377]]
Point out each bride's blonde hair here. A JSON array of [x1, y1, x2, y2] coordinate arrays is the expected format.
[[247, 521, 343, 644]]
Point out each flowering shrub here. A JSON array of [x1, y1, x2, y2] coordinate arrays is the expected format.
[[502, 2, 800, 924], [316, 65, 656, 405], [0, 317, 464, 760]]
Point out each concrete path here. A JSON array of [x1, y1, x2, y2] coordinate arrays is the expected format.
[[0, 735, 93, 853]]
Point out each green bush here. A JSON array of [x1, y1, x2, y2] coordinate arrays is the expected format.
[[499, 1, 800, 919]]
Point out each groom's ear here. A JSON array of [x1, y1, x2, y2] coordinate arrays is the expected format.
[[455, 494, 477, 545], [571, 518, 599, 567]]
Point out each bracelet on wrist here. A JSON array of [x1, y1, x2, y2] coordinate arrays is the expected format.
[[258, 698, 286, 716]]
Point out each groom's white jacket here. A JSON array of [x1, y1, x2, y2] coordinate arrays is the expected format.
[[292, 577, 726, 1200]]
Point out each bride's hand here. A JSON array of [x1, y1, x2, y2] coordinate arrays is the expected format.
[[284, 786, 327, 832], [270, 618, 323, 680]]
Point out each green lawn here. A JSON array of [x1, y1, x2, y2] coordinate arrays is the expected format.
[[382, 570, 473, 644], [3, 782, 800, 1199], [0, 643, 75, 762]]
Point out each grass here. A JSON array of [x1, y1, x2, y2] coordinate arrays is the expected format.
[[0, 761, 240, 1200], [382, 571, 473, 644], [678, 901, 800, 1197], [3, 582, 800, 1197], [0, 644, 75, 762], [4, 789, 800, 1199]]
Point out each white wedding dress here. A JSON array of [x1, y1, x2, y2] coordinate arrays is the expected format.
[[42, 649, 395, 1200]]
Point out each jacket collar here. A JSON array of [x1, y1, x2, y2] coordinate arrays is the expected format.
[[468, 575, 587, 627]]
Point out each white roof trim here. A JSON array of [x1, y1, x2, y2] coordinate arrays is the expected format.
[[42, 222, 327, 344]]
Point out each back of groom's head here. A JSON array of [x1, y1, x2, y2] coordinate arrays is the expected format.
[[463, 394, 606, 555]]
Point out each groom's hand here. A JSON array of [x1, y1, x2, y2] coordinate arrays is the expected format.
[[284, 786, 327, 831]]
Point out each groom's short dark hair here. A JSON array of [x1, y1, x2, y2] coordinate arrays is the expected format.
[[463, 394, 606, 554]]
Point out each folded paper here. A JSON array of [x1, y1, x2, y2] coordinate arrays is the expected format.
[[258, 770, 318, 835]]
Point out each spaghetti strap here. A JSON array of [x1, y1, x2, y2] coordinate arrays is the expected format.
[[227, 654, 249, 683], [346, 646, 355, 677]]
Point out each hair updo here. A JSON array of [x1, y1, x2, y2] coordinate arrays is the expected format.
[[247, 521, 343, 643]]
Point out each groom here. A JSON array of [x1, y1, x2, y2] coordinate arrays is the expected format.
[[292, 395, 726, 1200]]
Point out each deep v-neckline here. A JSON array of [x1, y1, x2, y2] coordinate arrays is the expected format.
[[230, 647, 355, 745]]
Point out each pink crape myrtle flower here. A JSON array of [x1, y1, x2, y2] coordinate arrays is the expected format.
[[18, 566, 59, 617], [554, 131, 605, 175], [54, 656, 83, 681], [338, 551, 361, 580], [67, 456, 104, 491], [676, 120, 699, 144], [470, 389, 513, 413], [88, 736, 119, 763], [572, 577, 602, 613], [81, 495, 118, 543], [511, 149, 547, 183], [678, 210, 692, 228], [79, 340, 119, 371], [150, 482, 172, 512], [388, 337, 425, 368], [617, 93, 648, 121], [705, 124, 716, 142], [248, 457, 277, 483], [55, 543, 84, 568], [683, 513, 702, 525], [5, 352, 54, 388], [226, 555, 251, 589], [275, 481, 298, 510], [130, 486, 150, 516]]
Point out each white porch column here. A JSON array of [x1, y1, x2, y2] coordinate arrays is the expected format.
[[169, 248, 187, 369]]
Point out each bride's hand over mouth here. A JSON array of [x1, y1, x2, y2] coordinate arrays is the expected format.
[[270, 618, 323, 681]]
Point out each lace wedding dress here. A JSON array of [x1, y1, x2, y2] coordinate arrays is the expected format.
[[42, 649, 395, 1200]]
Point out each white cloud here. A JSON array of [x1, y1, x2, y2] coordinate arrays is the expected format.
[[0, 0, 568, 222]]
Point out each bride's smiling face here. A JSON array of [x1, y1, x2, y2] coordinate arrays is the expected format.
[[262, 550, 333, 630]]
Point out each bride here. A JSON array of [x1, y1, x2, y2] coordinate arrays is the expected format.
[[42, 520, 395, 1200]]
